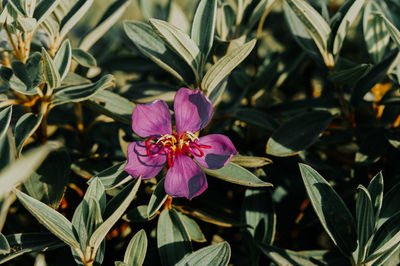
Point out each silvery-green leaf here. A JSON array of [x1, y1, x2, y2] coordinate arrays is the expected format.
[[299, 164, 357, 258], [202, 39, 256, 94], [363, 2, 390, 63], [149, 19, 200, 79], [123, 229, 147, 266], [57, 0, 94, 47], [285, 0, 333, 66], [124, 205, 151, 223], [138, 0, 171, 21], [16, 17, 37, 33], [379, 183, 400, 227], [157, 209, 192, 265], [367, 172, 384, 224], [178, 213, 206, 243], [377, 13, 400, 51], [88, 161, 131, 190], [42, 48, 61, 89], [11, 52, 44, 93], [123, 21, 195, 84], [0, 233, 65, 264], [0, 106, 12, 139], [79, 0, 131, 51], [191, 0, 217, 60], [72, 49, 97, 68], [355, 185, 374, 263], [0, 131, 15, 171], [33, 0, 62, 25], [15, 113, 43, 154], [54, 39, 72, 81], [14, 189, 80, 250], [333, 0, 366, 56], [328, 64, 372, 84], [204, 162, 272, 187], [231, 155, 272, 168], [88, 178, 141, 255], [176, 242, 230, 266], [147, 178, 168, 218], [0, 233, 9, 255], [52, 74, 114, 105]]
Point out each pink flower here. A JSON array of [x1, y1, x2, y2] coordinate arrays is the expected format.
[[124, 88, 237, 199]]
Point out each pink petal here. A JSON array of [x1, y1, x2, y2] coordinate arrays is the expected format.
[[164, 154, 208, 199], [174, 88, 213, 135], [193, 134, 237, 169], [124, 141, 166, 179], [132, 100, 172, 138]]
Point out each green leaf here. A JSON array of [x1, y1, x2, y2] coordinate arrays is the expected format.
[[367, 172, 384, 224], [14, 189, 80, 250], [115, 261, 128, 266], [379, 183, 400, 227], [202, 39, 256, 94], [123, 21, 195, 84], [89, 161, 131, 190], [191, 0, 217, 60], [0, 233, 9, 255], [242, 188, 275, 245], [42, 48, 61, 90], [57, 0, 94, 47], [124, 205, 153, 223], [52, 74, 114, 105], [23, 149, 70, 209], [72, 49, 97, 68], [147, 178, 168, 218], [299, 164, 357, 257], [79, 0, 131, 51], [377, 13, 400, 52], [176, 242, 231, 266], [234, 108, 279, 132], [355, 185, 374, 263], [328, 64, 372, 84], [0, 106, 12, 139], [11, 52, 44, 93], [363, 2, 390, 63], [89, 178, 141, 255], [123, 229, 147, 266], [15, 112, 43, 154], [16, 17, 37, 33], [85, 90, 135, 125], [231, 155, 272, 168], [54, 39, 72, 81], [33, 0, 62, 25], [157, 209, 192, 265], [0, 233, 65, 264], [138, 0, 171, 20], [203, 162, 273, 187], [266, 110, 334, 157], [0, 132, 16, 171], [149, 19, 200, 79], [285, 0, 333, 66], [178, 213, 206, 243], [333, 0, 366, 56]]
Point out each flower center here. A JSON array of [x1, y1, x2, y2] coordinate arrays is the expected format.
[[145, 131, 211, 167]]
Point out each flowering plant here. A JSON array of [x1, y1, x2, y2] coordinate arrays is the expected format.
[[124, 88, 237, 199]]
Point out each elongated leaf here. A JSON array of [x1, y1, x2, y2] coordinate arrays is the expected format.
[[124, 229, 147, 266], [266, 110, 334, 157], [299, 164, 357, 257], [285, 0, 333, 66], [328, 64, 372, 84], [203, 162, 272, 187], [0, 132, 16, 171], [11, 52, 44, 93], [52, 74, 114, 105], [0, 233, 65, 264], [79, 0, 131, 51], [176, 242, 230, 266], [367, 172, 384, 223], [85, 90, 135, 125], [157, 209, 192, 265], [378, 13, 400, 51], [242, 188, 275, 245], [231, 155, 272, 168], [234, 108, 279, 132], [72, 49, 97, 68], [178, 213, 206, 243], [149, 19, 200, 77], [379, 183, 400, 227], [89, 161, 131, 190], [54, 39, 72, 81], [355, 185, 374, 263], [333, 0, 366, 55], [147, 178, 168, 218], [0, 106, 12, 139], [123, 21, 195, 84], [191, 0, 217, 59], [14, 190, 80, 250], [15, 112, 43, 154], [57, 0, 94, 47], [33, 0, 61, 25], [24, 149, 70, 209], [42, 48, 61, 89], [0, 233, 9, 255], [89, 178, 141, 254], [202, 39, 256, 94]]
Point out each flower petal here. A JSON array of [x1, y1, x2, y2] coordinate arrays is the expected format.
[[164, 155, 208, 199], [124, 141, 167, 179], [132, 100, 172, 138], [193, 134, 237, 169], [174, 88, 213, 135]]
